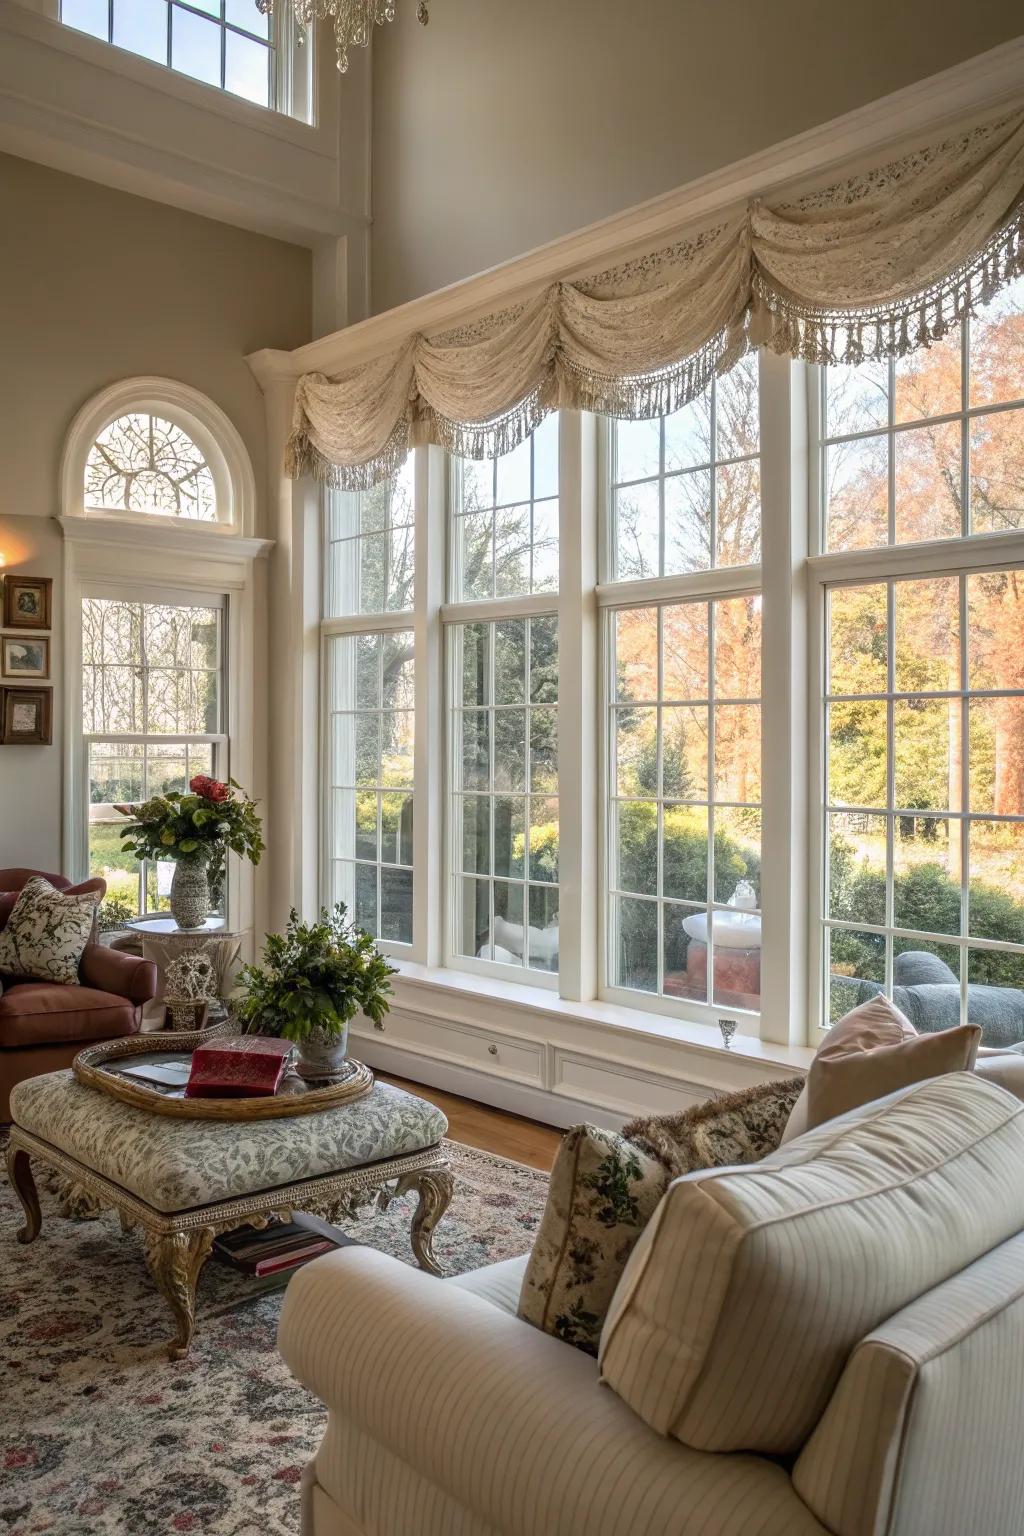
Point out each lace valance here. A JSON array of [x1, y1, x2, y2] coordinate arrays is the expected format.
[[287, 105, 1024, 488]]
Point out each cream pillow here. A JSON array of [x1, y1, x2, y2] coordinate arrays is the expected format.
[[781, 995, 980, 1143], [599, 1072, 1024, 1455], [0, 875, 100, 986]]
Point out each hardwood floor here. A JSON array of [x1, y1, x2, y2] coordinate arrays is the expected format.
[[380, 1073, 562, 1172]]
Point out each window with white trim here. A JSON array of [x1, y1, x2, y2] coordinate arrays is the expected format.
[[85, 412, 218, 521], [60, 0, 312, 119], [818, 272, 1024, 1030], [322, 461, 416, 951], [83, 594, 227, 919], [314, 274, 1024, 1048], [446, 418, 561, 981]]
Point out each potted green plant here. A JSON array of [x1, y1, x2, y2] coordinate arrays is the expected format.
[[234, 905, 396, 1080], [116, 775, 264, 930]]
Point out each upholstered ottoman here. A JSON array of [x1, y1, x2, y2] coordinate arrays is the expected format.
[[6, 1071, 453, 1358]]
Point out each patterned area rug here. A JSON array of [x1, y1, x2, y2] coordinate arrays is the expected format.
[[0, 1140, 548, 1535]]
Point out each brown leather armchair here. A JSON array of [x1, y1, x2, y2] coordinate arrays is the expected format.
[[0, 869, 158, 1120]]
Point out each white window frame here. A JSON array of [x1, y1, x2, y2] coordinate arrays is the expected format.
[[316, 360, 813, 1046], [808, 337, 1024, 1040], [57, 0, 312, 122], [320, 608, 417, 958], [78, 583, 231, 921], [595, 366, 767, 1035], [61, 377, 256, 538]]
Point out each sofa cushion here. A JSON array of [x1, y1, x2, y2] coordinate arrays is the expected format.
[[517, 1124, 668, 1356], [0, 876, 101, 986], [453, 1254, 529, 1315], [599, 1073, 1024, 1456], [0, 982, 138, 1048]]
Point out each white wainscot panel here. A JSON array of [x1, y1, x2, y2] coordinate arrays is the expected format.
[[354, 1008, 545, 1087], [551, 1050, 710, 1119]]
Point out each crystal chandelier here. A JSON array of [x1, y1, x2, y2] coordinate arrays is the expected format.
[[257, 1, 430, 73]]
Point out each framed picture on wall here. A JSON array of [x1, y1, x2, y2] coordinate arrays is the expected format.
[[1, 687, 53, 745], [2, 575, 52, 630], [2, 635, 50, 680]]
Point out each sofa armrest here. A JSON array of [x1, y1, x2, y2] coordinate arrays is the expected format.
[[279, 1248, 823, 1536], [79, 944, 158, 1005]]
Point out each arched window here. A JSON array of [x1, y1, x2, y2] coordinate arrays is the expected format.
[[84, 412, 218, 521], [62, 378, 255, 536]]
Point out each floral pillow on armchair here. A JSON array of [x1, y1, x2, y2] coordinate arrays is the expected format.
[[0, 876, 101, 986]]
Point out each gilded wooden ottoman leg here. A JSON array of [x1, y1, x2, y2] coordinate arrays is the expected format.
[[142, 1228, 215, 1361], [6, 1145, 42, 1244], [397, 1165, 454, 1277]]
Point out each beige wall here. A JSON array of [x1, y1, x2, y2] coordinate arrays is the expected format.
[[0, 153, 311, 873], [370, 0, 1023, 313]]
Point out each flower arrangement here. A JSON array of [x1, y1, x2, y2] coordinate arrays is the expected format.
[[235, 904, 395, 1046], [116, 775, 264, 903]]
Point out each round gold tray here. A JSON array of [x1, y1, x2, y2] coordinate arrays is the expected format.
[[73, 1028, 374, 1120]]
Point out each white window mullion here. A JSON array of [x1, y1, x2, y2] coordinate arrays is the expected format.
[[556, 410, 600, 1002], [759, 350, 812, 1047], [412, 445, 447, 967]]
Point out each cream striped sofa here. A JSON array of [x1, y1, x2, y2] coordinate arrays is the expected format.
[[279, 1073, 1024, 1536]]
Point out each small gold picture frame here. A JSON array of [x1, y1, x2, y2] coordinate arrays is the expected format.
[[1, 687, 53, 745], [2, 635, 50, 680], [2, 575, 52, 631]]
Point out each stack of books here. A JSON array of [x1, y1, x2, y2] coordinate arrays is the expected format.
[[212, 1214, 353, 1279]]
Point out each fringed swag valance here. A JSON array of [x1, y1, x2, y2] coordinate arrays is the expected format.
[[287, 105, 1024, 489]]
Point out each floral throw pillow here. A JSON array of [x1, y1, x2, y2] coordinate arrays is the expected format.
[[0, 876, 100, 986], [517, 1125, 669, 1357], [623, 1076, 806, 1176]]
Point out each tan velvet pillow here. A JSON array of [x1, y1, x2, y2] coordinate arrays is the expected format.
[[805, 995, 980, 1132]]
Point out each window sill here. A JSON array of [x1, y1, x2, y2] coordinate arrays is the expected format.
[[387, 960, 815, 1074]]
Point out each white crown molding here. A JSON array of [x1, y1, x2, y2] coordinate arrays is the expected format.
[[61, 375, 258, 539], [247, 35, 1024, 387], [0, 0, 371, 246]]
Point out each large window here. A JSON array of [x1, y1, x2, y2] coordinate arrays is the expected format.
[[314, 273, 1024, 1047], [448, 616, 559, 975], [608, 594, 762, 1009], [445, 422, 560, 981], [60, 0, 311, 118], [324, 631, 415, 944], [83, 595, 226, 918], [603, 355, 763, 1025], [322, 463, 416, 952], [819, 273, 1024, 1030]]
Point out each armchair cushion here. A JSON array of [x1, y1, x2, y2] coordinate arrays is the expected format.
[[0, 876, 101, 986], [279, 1248, 828, 1536], [599, 1073, 1024, 1456], [793, 1229, 1024, 1536], [0, 982, 138, 1048], [79, 944, 158, 1005]]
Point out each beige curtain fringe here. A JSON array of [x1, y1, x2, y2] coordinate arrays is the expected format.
[[286, 106, 1024, 489]]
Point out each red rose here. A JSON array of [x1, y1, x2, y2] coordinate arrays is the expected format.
[[189, 774, 230, 803]]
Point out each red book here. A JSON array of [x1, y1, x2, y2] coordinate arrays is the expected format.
[[253, 1242, 334, 1277], [185, 1035, 293, 1098]]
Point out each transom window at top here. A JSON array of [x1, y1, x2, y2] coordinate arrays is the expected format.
[[84, 413, 218, 522], [610, 353, 761, 579], [823, 274, 1024, 551], [59, 0, 308, 117]]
